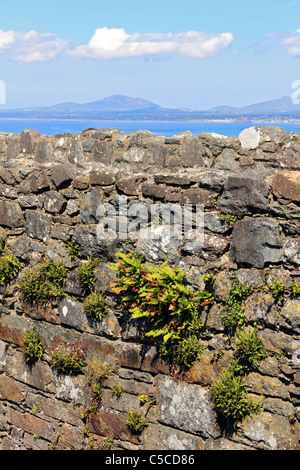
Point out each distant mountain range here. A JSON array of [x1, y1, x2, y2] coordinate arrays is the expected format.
[[0, 94, 300, 121]]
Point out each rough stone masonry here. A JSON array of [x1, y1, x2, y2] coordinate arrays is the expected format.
[[0, 125, 299, 450]]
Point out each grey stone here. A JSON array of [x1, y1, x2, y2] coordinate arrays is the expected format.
[[122, 148, 145, 163], [230, 218, 282, 268], [143, 423, 203, 450], [20, 129, 40, 154], [181, 136, 204, 168], [199, 132, 229, 148], [43, 191, 67, 214], [92, 141, 113, 165], [136, 225, 181, 263], [237, 412, 298, 450], [214, 148, 240, 171], [17, 170, 51, 194], [0, 200, 25, 228], [219, 171, 269, 215], [92, 128, 120, 140], [6, 135, 20, 160], [89, 169, 117, 186], [58, 298, 86, 331], [68, 134, 83, 164], [204, 212, 229, 233], [73, 225, 120, 260], [279, 299, 300, 332], [147, 138, 167, 166], [80, 188, 103, 223], [25, 210, 51, 242], [35, 140, 52, 163], [239, 126, 288, 151], [51, 165, 76, 189], [156, 375, 219, 438], [283, 238, 300, 265]]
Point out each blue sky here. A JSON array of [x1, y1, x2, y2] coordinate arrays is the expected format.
[[0, 0, 300, 109]]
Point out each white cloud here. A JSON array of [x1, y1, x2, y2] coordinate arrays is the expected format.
[[0, 30, 16, 52], [68, 27, 233, 60], [282, 29, 300, 56], [0, 29, 69, 63], [0, 27, 233, 63]]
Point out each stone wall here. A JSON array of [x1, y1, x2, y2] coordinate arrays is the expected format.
[[0, 125, 299, 451]]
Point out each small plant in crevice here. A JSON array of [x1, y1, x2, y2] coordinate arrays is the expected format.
[[211, 325, 265, 424], [63, 239, 81, 260], [19, 257, 68, 305], [77, 257, 100, 295], [21, 330, 44, 364], [221, 272, 253, 330], [290, 281, 300, 296], [125, 409, 148, 433], [0, 253, 24, 286], [111, 382, 124, 398], [211, 366, 263, 422], [32, 406, 40, 416], [0, 235, 7, 256], [109, 252, 214, 370], [83, 357, 115, 417], [138, 394, 151, 404], [83, 290, 107, 322], [50, 342, 86, 375], [232, 327, 266, 376], [266, 281, 285, 302]]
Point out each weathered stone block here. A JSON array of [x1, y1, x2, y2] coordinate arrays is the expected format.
[[92, 141, 113, 165], [89, 169, 117, 186], [181, 136, 204, 168], [143, 423, 204, 450], [43, 191, 67, 214], [141, 182, 167, 199], [137, 225, 181, 263], [156, 375, 219, 438], [80, 187, 103, 223], [73, 225, 120, 259], [51, 164, 76, 189], [272, 170, 300, 202], [230, 218, 282, 268], [147, 139, 167, 166], [20, 129, 40, 154], [0, 200, 25, 228], [214, 148, 240, 171], [219, 171, 269, 215], [68, 133, 83, 164], [25, 210, 51, 242], [283, 238, 300, 265], [35, 140, 52, 163], [180, 188, 212, 207], [237, 412, 299, 450], [279, 299, 300, 332], [58, 298, 86, 331], [122, 148, 145, 163], [6, 135, 20, 160], [17, 170, 51, 194]]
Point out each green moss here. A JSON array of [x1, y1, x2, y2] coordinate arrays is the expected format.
[[83, 290, 106, 322], [19, 257, 68, 304], [77, 257, 100, 295], [0, 253, 23, 286], [211, 367, 263, 421], [21, 330, 44, 364], [232, 327, 266, 376], [125, 409, 148, 433]]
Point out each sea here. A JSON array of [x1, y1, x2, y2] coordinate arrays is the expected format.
[[0, 119, 300, 137]]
